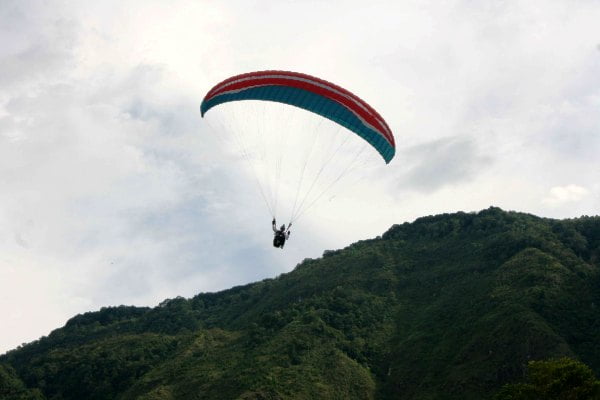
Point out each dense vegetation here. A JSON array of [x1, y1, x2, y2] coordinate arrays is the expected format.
[[495, 358, 600, 399], [1, 207, 599, 399]]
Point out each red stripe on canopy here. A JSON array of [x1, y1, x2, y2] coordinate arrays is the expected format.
[[203, 71, 395, 148]]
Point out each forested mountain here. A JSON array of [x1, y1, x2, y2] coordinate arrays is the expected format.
[[2, 207, 600, 399]]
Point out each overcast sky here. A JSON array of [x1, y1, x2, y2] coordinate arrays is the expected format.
[[1, 0, 599, 354]]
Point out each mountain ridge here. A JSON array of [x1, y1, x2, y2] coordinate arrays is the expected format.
[[2, 207, 599, 399]]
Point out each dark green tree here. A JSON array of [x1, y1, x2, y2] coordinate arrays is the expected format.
[[0, 364, 45, 400], [495, 358, 600, 400]]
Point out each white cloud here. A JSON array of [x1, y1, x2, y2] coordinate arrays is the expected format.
[[542, 184, 590, 206], [397, 136, 492, 193]]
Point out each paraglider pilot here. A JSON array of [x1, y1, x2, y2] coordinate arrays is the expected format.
[[272, 218, 291, 249]]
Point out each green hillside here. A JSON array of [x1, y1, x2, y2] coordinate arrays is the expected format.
[[2, 207, 600, 399]]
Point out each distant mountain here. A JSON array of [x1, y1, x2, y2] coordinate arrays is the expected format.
[[1, 207, 599, 399]]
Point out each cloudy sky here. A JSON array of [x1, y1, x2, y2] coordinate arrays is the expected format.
[[1, 0, 599, 354]]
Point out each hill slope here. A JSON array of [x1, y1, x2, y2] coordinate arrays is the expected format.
[[2, 207, 600, 399]]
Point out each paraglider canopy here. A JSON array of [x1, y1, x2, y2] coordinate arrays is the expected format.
[[201, 70, 395, 163], [200, 70, 396, 225]]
